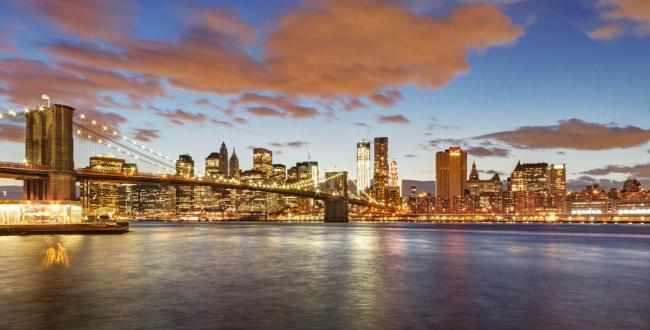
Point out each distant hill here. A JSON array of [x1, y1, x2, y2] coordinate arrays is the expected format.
[[0, 186, 23, 199], [402, 180, 435, 196]]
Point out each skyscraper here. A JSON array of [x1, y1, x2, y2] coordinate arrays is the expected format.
[[389, 160, 399, 188], [388, 160, 401, 207], [253, 148, 273, 178], [229, 148, 239, 178], [219, 142, 229, 177], [550, 164, 567, 213], [373, 137, 389, 202], [436, 146, 467, 211], [356, 139, 371, 194]]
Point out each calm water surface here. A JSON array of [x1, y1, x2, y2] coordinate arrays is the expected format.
[[1, 223, 649, 330]]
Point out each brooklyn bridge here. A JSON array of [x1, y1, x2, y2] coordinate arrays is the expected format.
[[0, 104, 382, 223]]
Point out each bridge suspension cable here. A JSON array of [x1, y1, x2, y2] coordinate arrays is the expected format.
[[73, 121, 175, 172]]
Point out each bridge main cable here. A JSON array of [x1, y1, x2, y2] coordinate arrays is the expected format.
[[73, 121, 175, 171]]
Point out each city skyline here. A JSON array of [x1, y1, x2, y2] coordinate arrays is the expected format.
[[0, 0, 649, 187]]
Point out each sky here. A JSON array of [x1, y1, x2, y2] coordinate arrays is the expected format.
[[0, 0, 649, 190]]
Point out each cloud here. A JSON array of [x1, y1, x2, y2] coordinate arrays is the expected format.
[[343, 99, 366, 112], [466, 146, 510, 157], [600, 0, 650, 23], [156, 109, 207, 126], [588, 23, 624, 40], [46, 1, 522, 101], [266, 1, 523, 96], [428, 138, 464, 147], [378, 114, 410, 124], [269, 141, 309, 148], [77, 109, 129, 132], [199, 9, 258, 44], [0, 59, 162, 110], [369, 90, 402, 108], [426, 117, 460, 131], [582, 163, 650, 179], [234, 93, 319, 119], [132, 128, 160, 142], [479, 119, 650, 150], [247, 107, 286, 118], [210, 119, 233, 127], [20, 0, 133, 41], [591, 0, 650, 39], [566, 175, 638, 191], [233, 117, 248, 125], [0, 123, 24, 143]]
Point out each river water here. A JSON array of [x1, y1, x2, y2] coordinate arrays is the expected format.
[[1, 223, 649, 330]]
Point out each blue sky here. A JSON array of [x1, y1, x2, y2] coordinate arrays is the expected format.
[[0, 0, 649, 188]]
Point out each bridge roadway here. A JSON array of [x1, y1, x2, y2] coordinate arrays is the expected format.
[[0, 162, 370, 206]]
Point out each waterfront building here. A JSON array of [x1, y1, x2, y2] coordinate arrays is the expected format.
[[356, 139, 372, 194], [436, 146, 467, 212], [373, 137, 389, 202], [508, 162, 566, 215], [82, 156, 126, 219], [550, 164, 567, 213], [253, 148, 273, 179], [567, 184, 612, 215], [466, 162, 503, 213], [509, 162, 550, 215]]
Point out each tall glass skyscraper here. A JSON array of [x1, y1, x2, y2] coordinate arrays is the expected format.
[[356, 139, 371, 194], [373, 137, 389, 202]]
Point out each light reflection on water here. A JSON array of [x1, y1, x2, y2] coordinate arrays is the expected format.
[[0, 223, 648, 330], [41, 242, 70, 270]]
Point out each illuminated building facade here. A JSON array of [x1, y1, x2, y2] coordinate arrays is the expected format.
[[436, 147, 467, 212], [176, 154, 195, 178], [466, 162, 503, 213], [373, 137, 389, 202], [550, 164, 567, 213], [272, 164, 287, 183], [82, 156, 126, 219], [205, 152, 221, 178], [356, 139, 371, 194], [297, 161, 319, 190], [219, 142, 229, 177], [175, 154, 195, 214], [388, 160, 401, 207], [253, 148, 273, 179]]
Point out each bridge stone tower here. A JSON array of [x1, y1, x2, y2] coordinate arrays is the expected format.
[[324, 171, 349, 223], [24, 104, 76, 201]]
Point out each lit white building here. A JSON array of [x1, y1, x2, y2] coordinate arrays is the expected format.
[[356, 139, 371, 194]]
